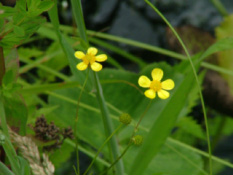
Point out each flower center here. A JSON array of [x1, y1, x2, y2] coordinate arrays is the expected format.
[[150, 80, 162, 91], [83, 54, 95, 64]]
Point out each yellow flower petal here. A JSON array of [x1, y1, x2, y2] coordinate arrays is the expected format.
[[161, 79, 175, 90], [95, 54, 107, 62], [144, 89, 156, 99], [138, 76, 151, 88], [74, 51, 85, 59], [158, 89, 170, 99], [87, 47, 98, 56], [91, 62, 102, 72], [76, 62, 88, 71], [151, 68, 163, 81]]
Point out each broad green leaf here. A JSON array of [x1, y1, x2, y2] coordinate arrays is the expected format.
[[27, 0, 41, 12], [37, 1, 54, 13], [49, 141, 74, 168], [2, 70, 14, 87], [3, 95, 27, 135], [124, 140, 204, 175]]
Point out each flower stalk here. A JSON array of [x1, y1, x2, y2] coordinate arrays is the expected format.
[[83, 124, 123, 175], [74, 68, 90, 175]]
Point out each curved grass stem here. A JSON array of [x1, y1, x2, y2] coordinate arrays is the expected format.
[[100, 143, 132, 175], [83, 124, 123, 175], [144, 1, 212, 174]]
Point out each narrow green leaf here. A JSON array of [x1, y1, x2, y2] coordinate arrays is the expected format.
[[48, 4, 92, 89], [0, 162, 14, 175], [70, 0, 89, 46], [18, 156, 31, 175]]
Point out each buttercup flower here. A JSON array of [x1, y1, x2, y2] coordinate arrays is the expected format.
[[138, 68, 175, 99], [74, 47, 107, 72]]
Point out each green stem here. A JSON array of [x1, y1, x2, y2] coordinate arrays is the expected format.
[[83, 124, 123, 175], [167, 137, 233, 168], [145, 1, 213, 174], [100, 143, 132, 175], [92, 71, 125, 174], [209, 0, 228, 17], [0, 47, 5, 86], [74, 68, 90, 175], [134, 100, 152, 133]]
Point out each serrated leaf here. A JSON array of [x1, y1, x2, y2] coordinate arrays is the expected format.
[[15, 0, 27, 12], [0, 4, 16, 19], [13, 25, 25, 37], [176, 117, 205, 139], [38, 1, 54, 12], [18, 47, 43, 59]]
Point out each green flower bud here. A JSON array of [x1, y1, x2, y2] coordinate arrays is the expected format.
[[119, 113, 132, 125], [131, 135, 143, 146]]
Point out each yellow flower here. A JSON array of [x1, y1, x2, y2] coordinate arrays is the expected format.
[[74, 47, 107, 72], [138, 68, 175, 99]]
